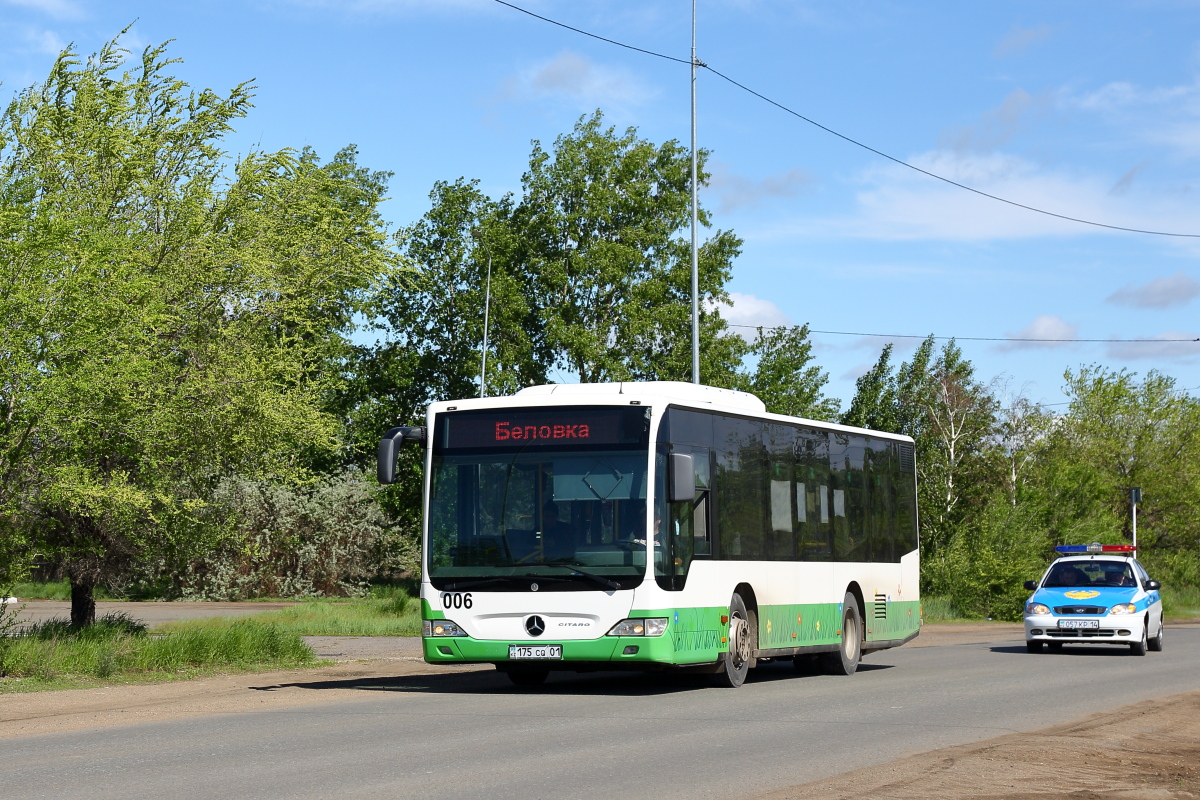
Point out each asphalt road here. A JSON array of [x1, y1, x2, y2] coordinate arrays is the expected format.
[[5, 626, 1199, 800]]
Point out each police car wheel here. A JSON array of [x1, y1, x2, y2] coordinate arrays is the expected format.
[[1047, 642, 1063, 652], [1148, 617, 1164, 652], [1129, 626, 1148, 656], [1025, 641, 1043, 654]]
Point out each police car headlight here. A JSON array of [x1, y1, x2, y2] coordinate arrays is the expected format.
[[1108, 603, 1137, 615], [1025, 603, 1050, 615], [423, 619, 467, 636]]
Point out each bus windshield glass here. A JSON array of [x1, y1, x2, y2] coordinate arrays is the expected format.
[[427, 407, 651, 591]]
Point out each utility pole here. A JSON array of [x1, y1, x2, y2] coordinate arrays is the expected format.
[[690, 0, 700, 385], [475, 231, 493, 398], [1130, 487, 1141, 549]]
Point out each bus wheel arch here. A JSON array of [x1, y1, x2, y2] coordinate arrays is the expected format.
[[845, 582, 867, 643]]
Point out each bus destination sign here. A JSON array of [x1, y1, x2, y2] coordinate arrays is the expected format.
[[437, 406, 648, 451]]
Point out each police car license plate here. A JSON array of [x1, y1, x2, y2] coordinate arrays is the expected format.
[[1058, 619, 1099, 629], [509, 645, 562, 660]]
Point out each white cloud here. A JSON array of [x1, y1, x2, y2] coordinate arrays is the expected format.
[[994, 24, 1050, 57], [996, 315, 1078, 352], [1107, 271, 1200, 309], [273, 0, 488, 12], [940, 89, 1046, 153], [707, 163, 812, 213], [1070, 80, 1198, 113], [1106, 331, 1200, 362], [494, 50, 656, 111], [24, 27, 65, 54], [1, 0, 83, 20], [714, 291, 790, 339], [818, 149, 1200, 242]]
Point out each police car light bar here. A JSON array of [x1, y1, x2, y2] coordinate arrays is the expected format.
[[1055, 543, 1137, 554]]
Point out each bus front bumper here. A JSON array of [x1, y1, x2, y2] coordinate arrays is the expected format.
[[423, 635, 704, 666]]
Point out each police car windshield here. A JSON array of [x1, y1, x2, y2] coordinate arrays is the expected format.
[[1044, 560, 1136, 589]]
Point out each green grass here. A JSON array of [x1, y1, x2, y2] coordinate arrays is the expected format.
[[920, 596, 963, 622], [0, 612, 317, 693], [1163, 585, 1200, 620], [158, 590, 422, 637], [10, 579, 118, 601]]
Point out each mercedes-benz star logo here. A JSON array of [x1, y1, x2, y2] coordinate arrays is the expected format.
[[525, 615, 546, 637]]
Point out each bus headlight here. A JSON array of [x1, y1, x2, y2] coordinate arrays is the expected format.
[[1025, 603, 1050, 615], [607, 618, 668, 636], [1108, 604, 1137, 615], [424, 619, 467, 636]]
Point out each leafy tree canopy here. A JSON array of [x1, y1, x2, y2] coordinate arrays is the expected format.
[[0, 34, 408, 623]]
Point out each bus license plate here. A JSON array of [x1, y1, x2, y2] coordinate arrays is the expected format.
[[509, 645, 562, 660], [1058, 619, 1099, 629]]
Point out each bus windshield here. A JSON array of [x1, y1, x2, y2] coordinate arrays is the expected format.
[[427, 448, 650, 591]]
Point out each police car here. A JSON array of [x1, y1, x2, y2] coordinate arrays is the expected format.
[[1023, 544, 1164, 655]]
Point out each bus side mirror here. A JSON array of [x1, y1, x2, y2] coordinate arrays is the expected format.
[[377, 426, 426, 485], [1023, 580, 1037, 591], [669, 453, 695, 503]]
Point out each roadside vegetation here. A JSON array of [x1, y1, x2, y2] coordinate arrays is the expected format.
[[2, 33, 1197, 632], [157, 586, 422, 637], [0, 611, 317, 694]]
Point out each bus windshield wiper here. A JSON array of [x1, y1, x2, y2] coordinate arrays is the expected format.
[[443, 573, 573, 591], [539, 562, 623, 590]]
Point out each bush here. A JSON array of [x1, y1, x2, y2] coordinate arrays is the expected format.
[[166, 471, 418, 600], [0, 614, 314, 684]]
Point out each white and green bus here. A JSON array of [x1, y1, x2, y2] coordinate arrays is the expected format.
[[378, 381, 920, 688]]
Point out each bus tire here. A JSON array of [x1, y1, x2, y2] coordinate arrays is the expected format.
[[715, 594, 752, 688], [820, 593, 862, 676], [507, 667, 549, 687]]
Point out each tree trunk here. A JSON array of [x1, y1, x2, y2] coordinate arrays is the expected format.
[[70, 577, 96, 627]]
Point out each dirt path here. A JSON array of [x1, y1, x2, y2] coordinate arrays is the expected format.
[[751, 689, 1200, 800]]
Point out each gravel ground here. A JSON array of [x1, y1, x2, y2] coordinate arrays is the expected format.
[[10, 600, 300, 627]]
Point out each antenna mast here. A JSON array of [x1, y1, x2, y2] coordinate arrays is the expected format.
[[690, 0, 700, 385]]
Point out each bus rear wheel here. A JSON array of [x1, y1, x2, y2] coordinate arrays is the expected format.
[[714, 594, 753, 688], [507, 667, 549, 687], [820, 593, 862, 676]]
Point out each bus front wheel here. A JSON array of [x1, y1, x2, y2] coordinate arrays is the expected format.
[[820, 593, 862, 676], [715, 594, 753, 688]]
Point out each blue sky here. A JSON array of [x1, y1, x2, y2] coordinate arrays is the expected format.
[[4, 0, 1200, 410]]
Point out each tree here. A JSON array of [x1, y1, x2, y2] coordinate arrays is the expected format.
[[0, 37, 404, 624], [739, 324, 839, 419], [1061, 367, 1200, 557], [919, 340, 999, 552], [842, 343, 899, 432], [993, 388, 1054, 508], [513, 111, 745, 384]]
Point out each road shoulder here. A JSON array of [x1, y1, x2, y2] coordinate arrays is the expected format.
[[750, 688, 1200, 800]]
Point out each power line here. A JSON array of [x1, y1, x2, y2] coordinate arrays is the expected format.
[[725, 324, 1200, 344], [494, 0, 1200, 239], [493, 1, 689, 64]]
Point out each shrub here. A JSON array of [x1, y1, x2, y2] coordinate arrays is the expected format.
[[166, 471, 418, 600]]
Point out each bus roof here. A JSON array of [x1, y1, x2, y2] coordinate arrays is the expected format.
[[516, 381, 766, 413], [430, 381, 914, 444]]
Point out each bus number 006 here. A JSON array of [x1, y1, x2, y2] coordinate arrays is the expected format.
[[442, 592, 473, 610]]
